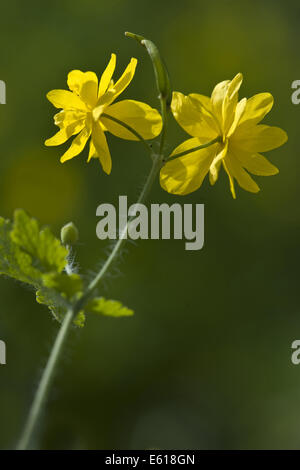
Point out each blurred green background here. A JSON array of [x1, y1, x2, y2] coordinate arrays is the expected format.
[[0, 0, 299, 450]]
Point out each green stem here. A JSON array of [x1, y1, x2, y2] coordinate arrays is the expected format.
[[86, 154, 162, 295], [164, 136, 221, 163], [16, 152, 162, 450], [158, 97, 168, 157], [17, 308, 74, 450]]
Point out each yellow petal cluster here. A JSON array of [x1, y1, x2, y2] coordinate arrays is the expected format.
[[160, 74, 287, 197], [45, 54, 162, 174]]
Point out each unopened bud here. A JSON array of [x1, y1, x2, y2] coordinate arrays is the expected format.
[[61, 222, 79, 245]]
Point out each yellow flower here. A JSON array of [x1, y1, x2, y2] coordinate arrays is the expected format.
[[45, 54, 162, 174], [160, 73, 287, 198]]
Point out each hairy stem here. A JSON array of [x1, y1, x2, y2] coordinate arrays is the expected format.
[[17, 308, 75, 450], [17, 151, 163, 450], [86, 153, 162, 295]]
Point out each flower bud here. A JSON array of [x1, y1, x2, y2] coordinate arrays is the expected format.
[[61, 222, 79, 246]]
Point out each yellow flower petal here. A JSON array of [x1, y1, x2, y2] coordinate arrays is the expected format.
[[88, 139, 96, 162], [238, 93, 274, 127], [224, 153, 260, 196], [209, 141, 228, 185], [171, 91, 219, 139], [101, 100, 162, 140], [60, 126, 91, 163], [91, 121, 112, 174], [67, 70, 98, 108], [222, 73, 243, 133], [211, 79, 230, 119], [160, 137, 217, 195], [98, 53, 116, 98], [222, 159, 236, 199], [54, 110, 86, 129], [235, 151, 279, 176], [211, 73, 243, 133], [45, 119, 85, 146], [46, 89, 87, 111], [188, 93, 221, 135], [189, 93, 213, 113], [227, 98, 247, 137], [93, 90, 117, 121], [231, 124, 288, 153], [112, 58, 137, 101], [94, 58, 138, 114]]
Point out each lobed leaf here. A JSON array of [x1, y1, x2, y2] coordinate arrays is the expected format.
[[42, 272, 83, 300], [86, 297, 134, 317], [10, 209, 67, 275], [0, 216, 38, 284], [36, 286, 85, 327]]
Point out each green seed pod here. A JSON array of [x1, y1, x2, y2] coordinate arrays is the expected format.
[[125, 32, 172, 106], [61, 222, 79, 246]]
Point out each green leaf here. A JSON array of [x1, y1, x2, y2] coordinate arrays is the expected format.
[[86, 297, 134, 317], [42, 272, 83, 300], [0, 216, 38, 284], [36, 288, 69, 323], [38, 272, 84, 326], [36, 285, 85, 328], [0, 210, 68, 287], [73, 311, 85, 328], [11, 209, 67, 275]]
